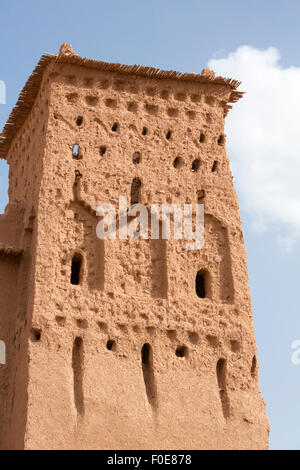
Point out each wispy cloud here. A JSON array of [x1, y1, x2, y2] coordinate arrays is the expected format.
[[208, 46, 300, 248]]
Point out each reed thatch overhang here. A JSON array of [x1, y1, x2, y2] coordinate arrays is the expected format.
[[0, 44, 244, 159]]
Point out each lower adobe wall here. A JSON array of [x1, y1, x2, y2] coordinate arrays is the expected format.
[[22, 319, 269, 449]]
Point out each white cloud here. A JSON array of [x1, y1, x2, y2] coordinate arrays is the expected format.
[[208, 46, 300, 247]]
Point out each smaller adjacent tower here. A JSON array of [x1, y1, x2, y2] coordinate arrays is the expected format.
[[0, 44, 269, 449]]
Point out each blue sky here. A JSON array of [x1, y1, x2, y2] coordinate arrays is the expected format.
[[1, 0, 300, 449]]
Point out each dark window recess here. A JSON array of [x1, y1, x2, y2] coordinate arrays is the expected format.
[[175, 345, 188, 358], [73, 170, 82, 201], [196, 270, 207, 298], [111, 122, 118, 132], [141, 343, 157, 409], [199, 133, 205, 143], [71, 253, 82, 285], [142, 127, 148, 136], [106, 340, 116, 351], [130, 177, 141, 205], [166, 130, 172, 140], [192, 159, 200, 172], [31, 328, 41, 342], [76, 116, 83, 126], [72, 337, 84, 416], [173, 156, 184, 169], [211, 160, 218, 172], [99, 146, 107, 156], [142, 343, 150, 365], [251, 355, 257, 378], [216, 358, 230, 419], [218, 135, 225, 145]]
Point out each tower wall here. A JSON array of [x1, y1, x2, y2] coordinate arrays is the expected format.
[[0, 52, 269, 449], [0, 74, 50, 448]]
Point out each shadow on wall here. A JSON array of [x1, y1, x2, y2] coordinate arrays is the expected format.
[[0, 161, 9, 213]]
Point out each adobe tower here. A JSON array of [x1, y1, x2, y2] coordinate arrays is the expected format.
[[0, 44, 269, 450]]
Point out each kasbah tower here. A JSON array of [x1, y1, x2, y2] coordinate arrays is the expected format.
[[0, 43, 269, 450]]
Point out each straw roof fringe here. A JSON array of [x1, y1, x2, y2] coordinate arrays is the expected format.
[[0, 50, 244, 159]]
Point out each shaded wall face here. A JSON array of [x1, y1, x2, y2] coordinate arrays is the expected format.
[[0, 255, 20, 442], [7, 88, 48, 210], [22, 63, 268, 449], [0, 76, 50, 449]]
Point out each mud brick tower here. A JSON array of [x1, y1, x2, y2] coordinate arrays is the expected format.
[[0, 44, 269, 449]]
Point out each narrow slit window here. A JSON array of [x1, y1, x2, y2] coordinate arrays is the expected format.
[[73, 170, 82, 201], [141, 343, 157, 409], [195, 270, 207, 298], [72, 337, 84, 416], [216, 358, 230, 419], [130, 177, 141, 206], [111, 122, 118, 132], [99, 146, 107, 156], [211, 160, 218, 172], [199, 133, 205, 143], [251, 355, 257, 378], [166, 130, 172, 140], [71, 253, 83, 285]]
